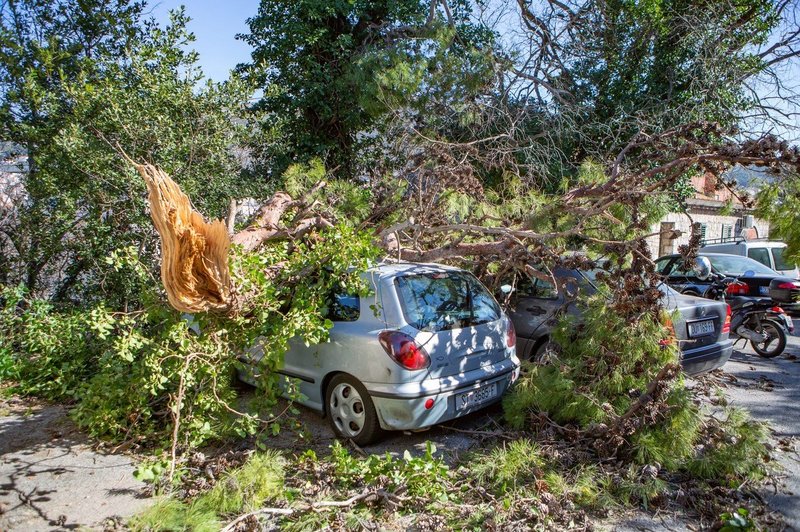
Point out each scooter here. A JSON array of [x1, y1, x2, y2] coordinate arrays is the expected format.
[[703, 271, 794, 358]]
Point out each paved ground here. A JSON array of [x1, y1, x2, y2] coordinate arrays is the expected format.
[[0, 400, 149, 531], [0, 318, 798, 530], [716, 317, 800, 529]]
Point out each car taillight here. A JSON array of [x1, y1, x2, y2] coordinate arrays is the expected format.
[[378, 331, 430, 370], [506, 319, 516, 348], [777, 282, 800, 289], [726, 282, 749, 295], [722, 304, 731, 334]]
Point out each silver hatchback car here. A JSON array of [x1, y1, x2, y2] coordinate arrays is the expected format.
[[241, 263, 521, 445]]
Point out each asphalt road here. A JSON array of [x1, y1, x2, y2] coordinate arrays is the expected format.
[[717, 317, 800, 528], [0, 400, 149, 531]]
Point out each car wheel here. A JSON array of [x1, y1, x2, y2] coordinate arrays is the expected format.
[[750, 320, 787, 358], [681, 289, 700, 297], [533, 340, 560, 365], [325, 374, 384, 446]]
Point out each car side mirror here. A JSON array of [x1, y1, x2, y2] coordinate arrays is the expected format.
[[693, 256, 712, 281]]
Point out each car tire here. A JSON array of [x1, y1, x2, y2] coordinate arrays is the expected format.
[[325, 374, 385, 446], [533, 340, 560, 365], [681, 289, 701, 297], [750, 320, 787, 358]]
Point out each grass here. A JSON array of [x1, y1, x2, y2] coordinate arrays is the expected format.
[[470, 438, 544, 494], [130, 450, 285, 531]]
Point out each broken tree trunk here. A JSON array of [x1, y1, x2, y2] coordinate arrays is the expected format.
[[134, 163, 232, 313], [132, 161, 333, 314]]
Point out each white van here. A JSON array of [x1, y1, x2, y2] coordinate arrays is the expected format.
[[700, 240, 799, 279]]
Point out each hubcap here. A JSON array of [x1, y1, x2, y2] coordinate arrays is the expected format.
[[329, 383, 365, 437]]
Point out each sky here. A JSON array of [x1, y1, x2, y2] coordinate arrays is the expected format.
[[149, 1, 261, 82]]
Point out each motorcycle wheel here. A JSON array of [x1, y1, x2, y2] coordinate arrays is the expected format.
[[750, 320, 787, 358]]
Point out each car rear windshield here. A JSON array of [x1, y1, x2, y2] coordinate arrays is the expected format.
[[771, 247, 795, 271], [394, 272, 501, 332], [706, 255, 777, 276]]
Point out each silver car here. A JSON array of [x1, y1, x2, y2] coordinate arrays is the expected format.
[[241, 263, 521, 445]]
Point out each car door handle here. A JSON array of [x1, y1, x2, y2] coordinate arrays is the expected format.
[[526, 306, 547, 315]]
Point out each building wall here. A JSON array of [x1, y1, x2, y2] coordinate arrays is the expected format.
[[646, 211, 771, 258]]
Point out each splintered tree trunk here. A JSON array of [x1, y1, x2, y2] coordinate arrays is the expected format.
[[132, 162, 331, 314], [135, 163, 232, 313]]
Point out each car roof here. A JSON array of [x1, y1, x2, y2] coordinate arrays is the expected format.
[[704, 240, 786, 248], [367, 261, 464, 278], [658, 252, 761, 259]]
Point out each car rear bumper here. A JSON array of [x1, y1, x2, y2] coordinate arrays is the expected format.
[[365, 357, 521, 431], [779, 301, 800, 315], [681, 339, 733, 376]]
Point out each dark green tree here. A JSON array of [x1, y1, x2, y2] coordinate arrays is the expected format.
[[239, 0, 495, 180], [0, 0, 146, 292]]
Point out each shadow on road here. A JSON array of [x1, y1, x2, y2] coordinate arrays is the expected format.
[[0, 402, 149, 531]]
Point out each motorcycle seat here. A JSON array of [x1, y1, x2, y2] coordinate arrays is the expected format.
[[728, 296, 771, 310], [728, 296, 756, 310]]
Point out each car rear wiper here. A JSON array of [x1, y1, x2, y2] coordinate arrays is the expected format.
[[465, 277, 475, 324]]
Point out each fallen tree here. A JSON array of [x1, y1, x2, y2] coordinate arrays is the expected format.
[[131, 125, 800, 321]]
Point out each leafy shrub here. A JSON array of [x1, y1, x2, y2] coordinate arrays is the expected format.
[[0, 285, 99, 399], [0, 280, 241, 446], [330, 440, 452, 500]]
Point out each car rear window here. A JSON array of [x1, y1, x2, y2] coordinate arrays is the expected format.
[[706, 255, 776, 276], [394, 272, 501, 332], [771, 247, 795, 271]]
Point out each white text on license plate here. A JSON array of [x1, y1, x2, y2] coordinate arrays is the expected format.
[[688, 319, 715, 338], [456, 383, 498, 411]]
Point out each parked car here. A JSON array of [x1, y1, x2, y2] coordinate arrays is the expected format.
[[239, 263, 521, 445], [506, 267, 733, 376], [655, 252, 800, 313], [701, 239, 799, 278]]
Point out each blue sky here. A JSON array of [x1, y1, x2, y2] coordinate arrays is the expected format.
[[150, 1, 260, 82]]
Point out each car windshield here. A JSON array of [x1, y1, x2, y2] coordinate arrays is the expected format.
[[771, 247, 795, 271], [394, 272, 501, 332], [705, 254, 777, 276]]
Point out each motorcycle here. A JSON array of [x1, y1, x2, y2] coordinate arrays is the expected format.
[[695, 256, 794, 358]]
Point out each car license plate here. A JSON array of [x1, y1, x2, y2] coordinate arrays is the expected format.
[[759, 286, 769, 295], [688, 319, 715, 338], [456, 382, 498, 411]]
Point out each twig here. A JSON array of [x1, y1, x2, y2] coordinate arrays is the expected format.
[[219, 489, 403, 532], [441, 425, 517, 440], [169, 354, 195, 484]]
